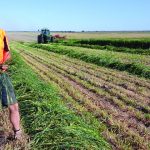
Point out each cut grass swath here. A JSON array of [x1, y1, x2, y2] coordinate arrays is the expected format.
[[9, 48, 110, 149], [29, 43, 150, 79]]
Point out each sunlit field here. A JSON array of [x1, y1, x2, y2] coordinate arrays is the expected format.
[[1, 31, 149, 149], [7, 31, 150, 42]]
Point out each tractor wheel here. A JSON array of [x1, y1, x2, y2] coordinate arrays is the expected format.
[[43, 35, 48, 43], [51, 36, 54, 42], [38, 35, 44, 43]]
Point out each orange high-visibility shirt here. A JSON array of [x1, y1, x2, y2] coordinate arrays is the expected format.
[[0, 29, 10, 64]]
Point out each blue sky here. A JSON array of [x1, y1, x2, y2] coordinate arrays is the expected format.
[[1, 0, 150, 31]]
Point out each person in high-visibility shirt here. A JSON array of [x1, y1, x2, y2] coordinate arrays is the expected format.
[[0, 29, 21, 140]]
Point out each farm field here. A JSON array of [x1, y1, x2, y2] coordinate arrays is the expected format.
[[30, 43, 150, 78], [8, 39, 150, 150], [7, 31, 150, 42], [0, 47, 110, 149], [1, 0, 150, 148]]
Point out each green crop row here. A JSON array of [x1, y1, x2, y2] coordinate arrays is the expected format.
[[59, 40, 150, 55], [9, 49, 110, 149], [71, 39, 150, 49], [29, 43, 150, 79]]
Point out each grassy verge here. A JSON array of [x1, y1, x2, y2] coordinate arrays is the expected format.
[[9, 48, 110, 149], [28, 43, 150, 79]]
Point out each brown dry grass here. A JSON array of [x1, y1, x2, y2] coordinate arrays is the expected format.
[[0, 108, 29, 150]]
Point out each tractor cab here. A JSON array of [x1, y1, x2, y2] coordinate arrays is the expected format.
[[37, 28, 53, 44], [41, 29, 50, 36]]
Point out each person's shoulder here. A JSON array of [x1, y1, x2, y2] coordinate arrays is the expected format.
[[0, 29, 6, 36]]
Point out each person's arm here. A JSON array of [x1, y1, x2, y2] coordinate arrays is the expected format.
[[1, 35, 11, 71], [3, 35, 11, 64], [4, 36, 10, 52]]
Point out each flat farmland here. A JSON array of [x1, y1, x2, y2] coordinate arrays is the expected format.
[[7, 31, 39, 42], [7, 31, 150, 42], [1, 31, 149, 149], [9, 39, 150, 149]]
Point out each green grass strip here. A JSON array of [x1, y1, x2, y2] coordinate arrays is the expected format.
[[8, 49, 110, 150]]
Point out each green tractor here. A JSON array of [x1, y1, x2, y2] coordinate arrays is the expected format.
[[37, 29, 54, 44]]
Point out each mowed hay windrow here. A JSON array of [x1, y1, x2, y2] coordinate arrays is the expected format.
[[11, 41, 150, 150], [4, 44, 110, 149]]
